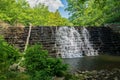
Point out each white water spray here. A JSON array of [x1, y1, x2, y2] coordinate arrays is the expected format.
[[56, 27, 98, 58]]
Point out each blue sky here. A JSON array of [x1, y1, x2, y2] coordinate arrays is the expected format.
[[58, 0, 70, 18]]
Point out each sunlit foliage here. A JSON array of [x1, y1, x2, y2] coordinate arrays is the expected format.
[[0, 0, 72, 26], [66, 0, 120, 26]]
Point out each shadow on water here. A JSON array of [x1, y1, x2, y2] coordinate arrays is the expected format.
[[63, 55, 120, 72]]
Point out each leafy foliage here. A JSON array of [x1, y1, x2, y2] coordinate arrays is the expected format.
[[66, 0, 120, 26], [24, 44, 68, 80], [0, 36, 20, 80], [0, 0, 72, 26]]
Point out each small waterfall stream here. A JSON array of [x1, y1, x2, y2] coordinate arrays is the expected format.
[[81, 27, 98, 56], [56, 27, 98, 58]]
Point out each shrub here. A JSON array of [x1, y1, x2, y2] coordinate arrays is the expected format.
[[0, 36, 20, 80], [24, 44, 68, 80]]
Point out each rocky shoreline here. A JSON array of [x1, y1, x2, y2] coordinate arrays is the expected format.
[[71, 68, 120, 80]]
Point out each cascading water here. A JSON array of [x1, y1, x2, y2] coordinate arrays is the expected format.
[[56, 27, 98, 58], [81, 27, 98, 56]]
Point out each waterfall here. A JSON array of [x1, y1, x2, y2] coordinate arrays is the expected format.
[[81, 27, 98, 56], [56, 27, 98, 58]]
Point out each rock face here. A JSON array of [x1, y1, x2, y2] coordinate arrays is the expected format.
[[0, 26, 120, 56], [87, 27, 120, 55]]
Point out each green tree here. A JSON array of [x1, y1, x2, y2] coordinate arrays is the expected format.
[[66, 0, 120, 26], [30, 5, 50, 26], [47, 10, 72, 26], [0, 0, 29, 25], [0, 0, 72, 26]]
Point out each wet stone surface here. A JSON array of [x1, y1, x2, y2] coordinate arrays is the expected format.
[[75, 68, 120, 80]]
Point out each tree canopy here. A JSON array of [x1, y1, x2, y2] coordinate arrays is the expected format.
[[66, 0, 120, 26], [1, 0, 120, 27], [0, 0, 72, 26]]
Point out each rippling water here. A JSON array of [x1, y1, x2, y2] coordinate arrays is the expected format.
[[63, 55, 120, 72]]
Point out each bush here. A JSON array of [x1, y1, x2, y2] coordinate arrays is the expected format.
[[0, 36, 20, 80], [24, 44, 68, 80], [5, 71, 30, 80]]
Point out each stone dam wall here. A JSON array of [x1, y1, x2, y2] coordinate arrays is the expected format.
[[0, 25, 120, 56]]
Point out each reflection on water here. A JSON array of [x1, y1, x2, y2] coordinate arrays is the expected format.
[[63, 55, 120, 72]]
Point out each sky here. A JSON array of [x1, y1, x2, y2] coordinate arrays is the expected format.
[[26, 0, 70, 18], [58, 0, 70, 18]]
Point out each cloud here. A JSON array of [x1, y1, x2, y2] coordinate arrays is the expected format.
[[26, 0, 64, 12]]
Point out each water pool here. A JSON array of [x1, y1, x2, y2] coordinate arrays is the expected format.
[[63, 55, 120, 72]]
